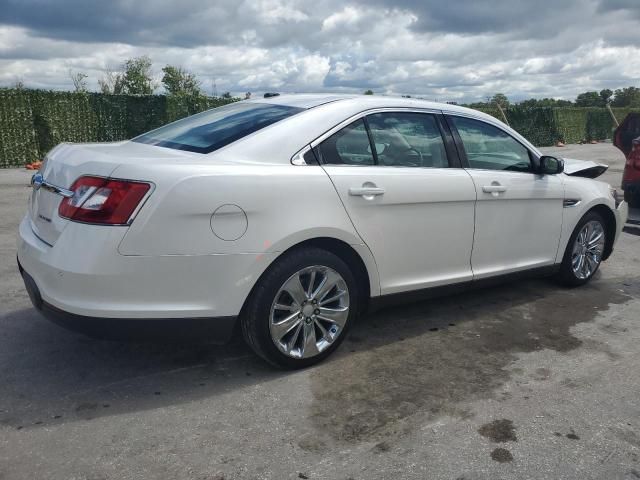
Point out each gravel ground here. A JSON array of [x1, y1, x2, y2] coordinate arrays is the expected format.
[[1, 145, 639, 480]]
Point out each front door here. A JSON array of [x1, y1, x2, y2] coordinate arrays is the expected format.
[[447, 115, 564, 279]]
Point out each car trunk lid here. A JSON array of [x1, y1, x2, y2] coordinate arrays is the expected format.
[[28, 140, 226, 245], [29, 143, 125, 245]]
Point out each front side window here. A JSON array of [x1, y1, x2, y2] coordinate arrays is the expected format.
[[133, 102, 303, 154], [314, 119, 374, 166], [367, 112, 448, 168], [450, 116, 533, 172]]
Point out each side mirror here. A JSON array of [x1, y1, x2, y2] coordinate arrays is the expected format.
[[539, 155, 564, 175]]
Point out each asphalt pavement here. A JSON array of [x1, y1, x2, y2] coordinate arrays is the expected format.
[[1, 145, 639, 480]]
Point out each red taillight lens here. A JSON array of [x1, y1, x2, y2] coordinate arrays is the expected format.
[[59, 176, 151, 225]]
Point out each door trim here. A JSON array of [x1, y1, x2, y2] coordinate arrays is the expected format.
[[368, 264, 560, 312]]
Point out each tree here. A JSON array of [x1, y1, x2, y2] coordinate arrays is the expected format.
[[120, 56, 154, 94], [69, 70, 88, 92], [491, 93, 509, 108], [517, 97, 572, 108], [465, 100, 489, 109], [517, 98, 542, 108], [98, 68, 124, 94], [161, 65, 201, 96], [363, 89, 374, 95], [575, 91, 603, 107], [611, 86, 640, 107], [13, 77, 25, 90], [599, 88, 613, 105], [555, 99, 574, 107], [221, 91, 232, 99]]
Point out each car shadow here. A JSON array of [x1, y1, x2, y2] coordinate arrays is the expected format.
[[0, 272, 636, 435]]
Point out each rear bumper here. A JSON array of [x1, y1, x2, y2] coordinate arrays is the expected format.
[[17, 214, 277, 331], [18, 263, 236, 342]]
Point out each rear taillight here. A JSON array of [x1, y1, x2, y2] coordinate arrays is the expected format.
[[59, 176, 151, 225]]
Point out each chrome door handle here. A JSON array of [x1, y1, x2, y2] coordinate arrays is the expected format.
[[349, 187, 386, 197], [482, 185, 507, 193]]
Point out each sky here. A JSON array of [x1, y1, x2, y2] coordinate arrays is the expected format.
[[0, 0, 639, 103]]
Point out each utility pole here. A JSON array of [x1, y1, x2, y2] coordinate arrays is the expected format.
[[606, 103, 619, 127], [495, 101, 510, 127]]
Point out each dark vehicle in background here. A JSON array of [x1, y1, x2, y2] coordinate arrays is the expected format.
[[615, 113, 640, 208]]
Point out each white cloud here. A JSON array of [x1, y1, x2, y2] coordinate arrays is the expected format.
[[321, 7, 363, 31], [254, 0, 309, 24], [1, 0, 639, 101]]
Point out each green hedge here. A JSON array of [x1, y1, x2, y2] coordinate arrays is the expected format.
[[0, 89, 235, 167], [0, 90, 38, 167], [475, 105, 639, 146], [1, 88, 639, 167]]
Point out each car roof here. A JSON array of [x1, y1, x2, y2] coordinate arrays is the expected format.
[[252, 93, 469, 113], [250, 93, 506, 126], [247, 94, 359, 109]]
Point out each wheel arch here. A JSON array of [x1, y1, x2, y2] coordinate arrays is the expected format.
[[587, 204, 616, 261], [240, 236, 378, 320], [294, 237, 373, 310]]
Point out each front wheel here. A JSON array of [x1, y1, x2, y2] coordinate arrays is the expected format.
[[557, 211, 607, 286], [241, 247, 358, 369]]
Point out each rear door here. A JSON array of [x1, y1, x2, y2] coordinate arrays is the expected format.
[[446, 115, 564, 279], [316, 110, 477, 295]]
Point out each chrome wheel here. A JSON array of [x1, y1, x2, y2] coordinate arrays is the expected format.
[[571, 220, 605, 280], [269, 265, 350, 359]]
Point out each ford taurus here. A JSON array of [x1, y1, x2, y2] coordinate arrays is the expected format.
[[17, 94, 629, 368]]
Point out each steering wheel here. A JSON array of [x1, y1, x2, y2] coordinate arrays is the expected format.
[[404, 147, 424, 167], [380, 147, 424, 167]]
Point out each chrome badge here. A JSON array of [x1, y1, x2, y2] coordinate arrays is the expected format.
[[31, 172, 44, 190]]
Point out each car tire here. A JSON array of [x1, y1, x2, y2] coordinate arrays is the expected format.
[[557, 211, 607, 287], [241, 247, 359, 369]]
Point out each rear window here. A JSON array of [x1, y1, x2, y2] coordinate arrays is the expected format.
[[132, 102, 304, 153]]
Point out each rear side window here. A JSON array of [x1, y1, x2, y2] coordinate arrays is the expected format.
[[367, 112, 448, 168], [314, 119, 374, 166], [133, 102, 303, 154]]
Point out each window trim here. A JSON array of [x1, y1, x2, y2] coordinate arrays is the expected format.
[[362, 117, 379, 165], [303, 108, 458, 169], [444, 113, 541, 174], [312, 117, 376, 167], [291, 144, 320, 166]]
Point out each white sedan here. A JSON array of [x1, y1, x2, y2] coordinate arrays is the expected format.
[[17, 94, 628, 368]]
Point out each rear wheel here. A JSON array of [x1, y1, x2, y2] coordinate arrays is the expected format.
[[557, 211, 607, 286], [241, 247, 358, 369]]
